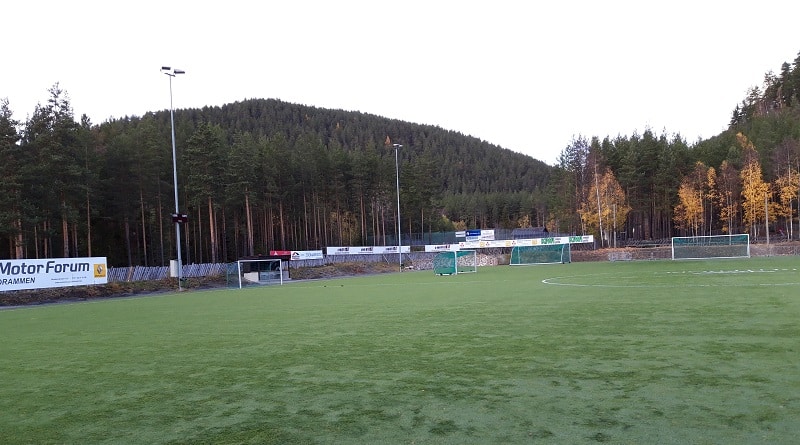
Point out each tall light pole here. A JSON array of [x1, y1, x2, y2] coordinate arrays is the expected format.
[[393, 143, 403, 271], [162, 66, 185, 290]]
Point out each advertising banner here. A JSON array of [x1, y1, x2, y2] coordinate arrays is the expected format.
[[0, 257, 108, 292], [457, 235, 593, 250], [424, 244, 461, 253], [290, 250, 324, 260], [326, 246, 411, 255]]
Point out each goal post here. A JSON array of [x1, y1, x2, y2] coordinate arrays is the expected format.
[[671, 234, 750, 260], [433, 250, 477, 275], [226, 258, 284, 288], [510, 243, 571, 265]]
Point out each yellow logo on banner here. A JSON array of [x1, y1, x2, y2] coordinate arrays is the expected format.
[[94, 264, 107, 278]]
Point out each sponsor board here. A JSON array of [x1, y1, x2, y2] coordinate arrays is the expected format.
[[466, 229, 481, 242], [326, 246, 411, 255], [424, 244, 461, 253], [457, 235, 594, 250], [289, 250, 324, 260], [465, 229, 495, 242], [0, 257, 108, 292]]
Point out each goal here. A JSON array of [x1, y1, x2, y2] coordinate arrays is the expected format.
[[226, 258, 285, 288], [510, 244, 571, 265], [433, 250, 477, 275], [671, 234, 750, 260]]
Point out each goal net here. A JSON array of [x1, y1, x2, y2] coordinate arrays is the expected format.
[[226, 259, 284, 288], [433, 250, 477, 275], [510, 244, 571, 265], [671, 234, 750, 260]]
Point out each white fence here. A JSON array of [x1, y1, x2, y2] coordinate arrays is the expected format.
[[107, 252, 499, 283], [108, 263, 228, 282], [104, 243, 800, 283]]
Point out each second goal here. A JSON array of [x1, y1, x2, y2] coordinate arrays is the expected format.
[[671, 234, 750, 260], [433, 250, 478, 275], [510, 244, 571, 265]]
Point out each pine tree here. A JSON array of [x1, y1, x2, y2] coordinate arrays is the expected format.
[[0, 99, 23, 258], [21, 84, 85, 258]]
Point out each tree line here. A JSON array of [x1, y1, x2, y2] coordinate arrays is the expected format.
[[1, 50, 799, 265], [1, 90, 553, 266], [541, 50, 800, 247]]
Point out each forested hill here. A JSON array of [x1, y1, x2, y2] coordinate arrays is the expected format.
[[61, 97, 555, 265], [4, 51, 799, 266], [176, 98, 553, 195]]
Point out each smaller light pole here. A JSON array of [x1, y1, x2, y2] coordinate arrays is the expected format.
[[161, 66, 185, 290], [393, 143, 403, 271]]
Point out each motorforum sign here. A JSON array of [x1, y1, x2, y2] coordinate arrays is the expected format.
[[0, 257, 108, 292]]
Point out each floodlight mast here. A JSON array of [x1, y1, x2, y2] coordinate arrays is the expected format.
[[393, 143, 403, 271], [161, 66, 185, 290]]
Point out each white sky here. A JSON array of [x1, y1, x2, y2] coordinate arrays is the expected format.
[[4, 1, 800, 165]]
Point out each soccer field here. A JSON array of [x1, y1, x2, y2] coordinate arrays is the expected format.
[[1, 257, 799, 444]]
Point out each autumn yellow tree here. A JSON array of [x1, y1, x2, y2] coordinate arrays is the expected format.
[[706, 166, 717, 233], [674, 162, 710, 236], [737, 133, 770, 237], [579, 167, 630, 247], [675, 178, 703, 235], [773, 169, 799, 238], [716, 160, 740, 234]]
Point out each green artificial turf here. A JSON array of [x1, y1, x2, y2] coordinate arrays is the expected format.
[[1, 257, 799, 444]]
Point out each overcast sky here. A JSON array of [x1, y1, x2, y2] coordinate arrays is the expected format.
[[4, 1, 799, 165]]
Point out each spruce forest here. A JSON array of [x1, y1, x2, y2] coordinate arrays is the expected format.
[[2, 51, 800, 266]]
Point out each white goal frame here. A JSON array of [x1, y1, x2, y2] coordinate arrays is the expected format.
[[509, 243, 571, 265], [671, 234, 750, 260], [433, 250, 478, 275], [230, 259, 284, 288]]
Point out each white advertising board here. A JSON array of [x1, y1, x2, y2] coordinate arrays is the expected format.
[[0, 257, 109, 292], [290, 250, 324, 260], [325, 246, 411, 255], [457, 235, 594, 250], [424, 244, 461, 253]]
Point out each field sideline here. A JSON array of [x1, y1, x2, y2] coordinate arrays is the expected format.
[[1, 257, 799, 444]]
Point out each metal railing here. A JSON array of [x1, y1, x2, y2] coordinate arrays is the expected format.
[[108, 263, 228, 282]]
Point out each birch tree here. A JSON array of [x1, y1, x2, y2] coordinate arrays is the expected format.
[[773, 169, 798, 239], [737, 133, 769, 237], [675, 178, 703, 235], [674, 162, 709, 236], [716, 160, 740, 234], [579, 167, 630, 246]]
